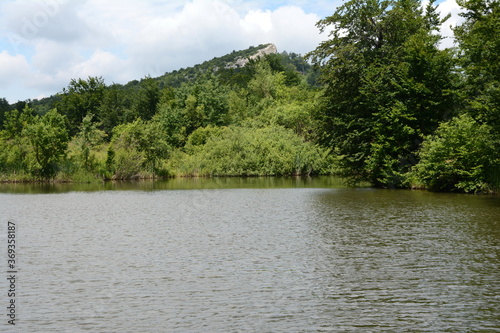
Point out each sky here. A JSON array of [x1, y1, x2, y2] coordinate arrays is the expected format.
[[0, 0, 463, 104]]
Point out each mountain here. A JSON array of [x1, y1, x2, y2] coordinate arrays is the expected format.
[[139, 43, 281, 89], [14, 43, 316, 115]]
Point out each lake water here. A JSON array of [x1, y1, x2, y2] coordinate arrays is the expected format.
[[0, 177, 499, 332]]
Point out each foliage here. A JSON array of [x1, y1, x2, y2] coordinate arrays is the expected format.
[[454, 0, 500, 132], [56, 76, 106, 135], [0, 98, 10, 130], [72, 113, 107, 171], [0, 31, 497, 193], [133, 76, 161, 121], [411, 114, 499, 192], [109, 118, 170, 178], [24, 109, 69, 178], [98, 84, 133, 135], [172, 124, 331, 177], [0, 106, 37, 176], [307, 0, 458, 187], [108, 121, 145, 179], [153, 75, 231, 148], [2, 107, 36, 139]]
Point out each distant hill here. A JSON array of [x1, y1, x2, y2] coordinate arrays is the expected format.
[[14, 43, 317, 115], [128, 43, 282, 89]]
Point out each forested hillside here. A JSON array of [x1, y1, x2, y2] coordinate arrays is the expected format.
[[0, 44, 329, 182], [1, 0, 499, 193]]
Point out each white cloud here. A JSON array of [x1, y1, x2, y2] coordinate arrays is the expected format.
[[268, 6, 323, 54], [2, 0, 90, 45], [242, 9, 273, 34], [31, 40, 82, 72], [71, 50, 129, 82], [438, 0, 465, 48], [0, 51, 31, 87]]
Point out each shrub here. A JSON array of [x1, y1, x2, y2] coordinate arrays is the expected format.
[[411, 114, 499, 193], [173, 124, 332, 176]]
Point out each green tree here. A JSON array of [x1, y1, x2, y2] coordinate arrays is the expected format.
[[173, 76, 230, 138], [247, 61, 286, 101], [454, 0, 500, 132], [133, 76, 160, 120], [57, 76, 106, 135], [2, 106, 36, 139], [307, 0, 457, 187], [110, 119, 169, 178], [109, 122, 144, 179], [154, 103, 187, 148], [411, 114, 499, 192], [98, 83, 132, 135], [24, 109, 69, 178], [0, 98, 10, 130], [0, 106, 35, 176], [74, 113, 107, 170]]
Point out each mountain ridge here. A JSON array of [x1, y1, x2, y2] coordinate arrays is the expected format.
[[18, 43, 315, 115]]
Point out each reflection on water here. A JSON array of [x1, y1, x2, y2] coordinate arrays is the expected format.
[[0, 182, 499, 332], [309, 189, 500, 331], [0, 176, 349, 194]]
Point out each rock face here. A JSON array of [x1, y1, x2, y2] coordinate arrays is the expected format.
[[230, 43, 278, 68]]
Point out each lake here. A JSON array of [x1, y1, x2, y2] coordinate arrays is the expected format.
[[1, 177, 499, 332]]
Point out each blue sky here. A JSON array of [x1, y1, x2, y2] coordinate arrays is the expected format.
[[0, 0, 461, 104]]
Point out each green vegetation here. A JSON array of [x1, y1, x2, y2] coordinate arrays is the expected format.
[[307, 0, 499, 192], [171, 124, 332, 176], [410, 114, 499, 192], [1, 1, 499, 193]]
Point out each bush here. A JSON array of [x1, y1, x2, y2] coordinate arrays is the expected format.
[[411, 114, 499, 193], [172, 124, 332, 176]]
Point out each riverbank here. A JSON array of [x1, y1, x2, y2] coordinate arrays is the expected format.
[[1, 172, 498, 195]]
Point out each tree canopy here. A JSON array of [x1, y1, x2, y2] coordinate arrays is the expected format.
[[307, 0, 458, 187]]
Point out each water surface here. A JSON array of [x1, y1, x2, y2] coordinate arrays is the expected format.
[[0, 179, 499, 332]]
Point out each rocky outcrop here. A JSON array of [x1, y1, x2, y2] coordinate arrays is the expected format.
[[228, 43, 278, 68]]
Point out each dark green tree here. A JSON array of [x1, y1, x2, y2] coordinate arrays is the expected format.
[[133, 76, 160, 120], [98, 83, 132, 135], [56, 76, 106, 135], [0, 98, 10, 129], [307, 0, 457, 187], [454, 0, 500, 133]]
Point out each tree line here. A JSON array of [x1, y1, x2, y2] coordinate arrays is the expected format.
[[0, 52, 330, 182], [0, 0, 498, 193]]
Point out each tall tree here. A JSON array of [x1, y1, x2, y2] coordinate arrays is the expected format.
[[56, 76, 106, 135], [454, 0, 500, 133], [0, 106, 36, 175], [98, 84, 132, 135], [307, 0, 457, 187], [2, 106, 36, 139], [24, 109, 69, 178], [0, 98, 10, 129], [133, 76, 160, 120], [176, 76, 230, 136], [74, 113, 107, 170]]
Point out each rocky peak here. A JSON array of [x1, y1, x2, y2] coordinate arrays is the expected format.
[[229, 43, 278, 68]]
